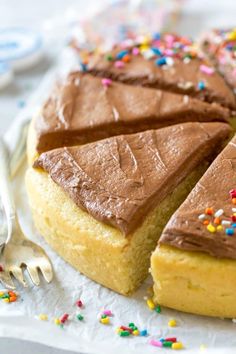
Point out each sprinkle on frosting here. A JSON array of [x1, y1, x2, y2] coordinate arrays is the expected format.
[[198, 81, 205, 90], [199, 190, 236, 236], [101, 78, 112, 87], [200, 64, 215, 75], [85, 32, 215, 73], [114, 60, 124, 68]]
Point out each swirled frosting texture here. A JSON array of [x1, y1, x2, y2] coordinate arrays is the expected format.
[[35, 72, 229, 153], [34, 122, 230, 235], [160, 134, 236, 259]]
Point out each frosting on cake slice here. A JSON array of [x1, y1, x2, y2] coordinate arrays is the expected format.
[[33, 72, 229, 155], [151, 134, 236, 317], [88, 34, 236, 110], [34, 122, 230, 235], [159, 134, 236, 259], [27, 122, 230, 295]]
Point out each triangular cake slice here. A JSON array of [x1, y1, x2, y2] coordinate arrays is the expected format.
[[151, 134, 236, 318], [88, 33, 236, 110], [28, 72, 230, 163], [199, 28, 236, 92], [26, 122, 230, 295]]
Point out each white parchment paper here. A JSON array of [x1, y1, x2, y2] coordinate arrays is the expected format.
[[1, 48, 236, 354]]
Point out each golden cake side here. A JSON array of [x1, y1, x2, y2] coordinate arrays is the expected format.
[[151, 245, 236, 318], [25, 165, 207, 295]]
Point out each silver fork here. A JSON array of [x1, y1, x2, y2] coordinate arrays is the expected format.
[[0, 137, 53, 289]]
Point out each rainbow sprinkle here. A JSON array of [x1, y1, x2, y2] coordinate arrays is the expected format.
[[0, 290, 18, 303], [150, 337, 184, 350], [116, 323, 142, 337], [198, 190, 236, 236]]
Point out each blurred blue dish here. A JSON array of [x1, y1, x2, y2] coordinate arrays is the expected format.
[[0, 27, 43, 71]]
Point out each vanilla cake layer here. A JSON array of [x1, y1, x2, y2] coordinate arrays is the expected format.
[[26, 166, 207, 295], [151, 134, 236, 318], [151, 245, 236, 318]]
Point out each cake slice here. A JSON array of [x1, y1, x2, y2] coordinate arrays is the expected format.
[[26, 122, 230, 295], [88, 33, 236, 110], [199, 28, 236, 92], [151, 134, 236, 318], [27, 71, 230, 163]]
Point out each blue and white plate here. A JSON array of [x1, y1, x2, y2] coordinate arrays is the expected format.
[[0, 28, 43, 71]]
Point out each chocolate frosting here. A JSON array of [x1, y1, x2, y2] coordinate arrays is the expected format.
[[88, 49, 236, 110], [160, 134, 236, 259], [34, 122, 230, 235], [35, 72, 229, 154]]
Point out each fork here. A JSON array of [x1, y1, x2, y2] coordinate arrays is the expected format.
[[0, 137, 53, 289]]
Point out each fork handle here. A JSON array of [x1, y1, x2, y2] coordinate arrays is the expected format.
[[0, 137, 16, 244]]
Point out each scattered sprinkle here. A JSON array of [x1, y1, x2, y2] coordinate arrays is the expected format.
[[100, 316, 110, 324], [80, 62, 87, 72], [198, 81, 205, 90], [140, 329, 148, 336], [222, 220, 231, 226], [0, 290, 18, 303], [168, 319, 177, 327], [207, 224, 216, 233], [214, 209, 224, 217], [150, 337, 184, 350], [146, 298, 155, 310], [150, 339, 163, 347], [205, 207, 213, 215], [151, 47, 162, 56], [102, 309, 113, 316], [142, 49, 155, 60], [166, 337, 177, 342], [155, 305, 161, 313], [132, 47, 139, 56], [116, 50, 129, 60], [155, 57, 167, 66], [114, 60, 125, 68], [105, 54, 113, 61], [38, 314, 48, 321], [77, 314, 84, 321], [117, 323, 141, 337], [54, 318, 61, 326], [172, 342, 184, 350], [200, 64, 215, 75], [226, 228, 234, 236], [76, 299, 83, 308], [60, 313, 69, 324], [101, 78, 112, 87], [214, 217, 221, 225]]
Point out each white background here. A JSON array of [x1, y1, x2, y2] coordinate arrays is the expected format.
[[0, 0, 236, 353]]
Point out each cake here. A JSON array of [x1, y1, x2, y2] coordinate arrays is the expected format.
[[88, 33, 236, 110], [199, 28, 236, 92], [27, 71, 230, 164], [151, 134, 236, 318], [25, 122, 230, 295]]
